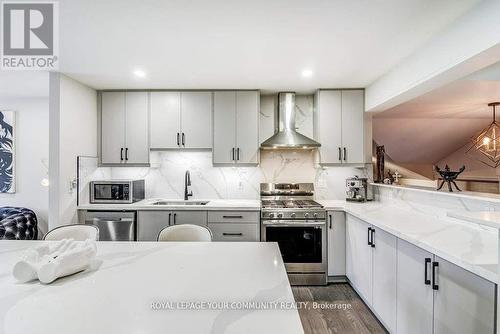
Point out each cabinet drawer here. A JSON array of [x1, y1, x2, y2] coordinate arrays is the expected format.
[[208, 223, 259, 242], [208, 211, 259, 223]]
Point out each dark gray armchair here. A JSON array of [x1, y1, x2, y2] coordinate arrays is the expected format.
[[0, 207, 38, 240]]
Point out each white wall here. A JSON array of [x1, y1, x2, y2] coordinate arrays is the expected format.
[[49, 74, 97, 229], [0, 97, 49, 235]]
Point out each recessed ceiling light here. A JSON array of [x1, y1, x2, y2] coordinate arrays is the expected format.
[[301, 69, 313, 78], [133, 69, 146, 78]]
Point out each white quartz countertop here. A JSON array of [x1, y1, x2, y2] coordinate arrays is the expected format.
[[0, 241, 303, 334], [447, 211, 500, 229], [318, 200, 498, 283], [78, 199, 261, 211]]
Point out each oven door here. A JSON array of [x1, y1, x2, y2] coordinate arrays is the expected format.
[[262, 220, 327, 273]]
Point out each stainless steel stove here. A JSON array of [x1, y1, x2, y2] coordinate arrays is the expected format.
[[260, 183, 327, 286]]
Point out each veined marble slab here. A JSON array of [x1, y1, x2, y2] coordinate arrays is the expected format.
[[0, 241, 303, 334], [77, 199, 261, 211], [318, 200, 498, 283], [447, 211, 500, 229]]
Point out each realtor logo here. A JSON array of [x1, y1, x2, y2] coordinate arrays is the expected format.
[[1, 1, 58, 70]]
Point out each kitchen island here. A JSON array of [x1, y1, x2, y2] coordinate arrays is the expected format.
[[0, 241, 303, 334]]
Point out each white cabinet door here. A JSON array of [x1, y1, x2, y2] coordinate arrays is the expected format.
[[341, 90, 364, 164], [327, 211, 346, 276], [372, 227, 397, 333], [150, 92, 181, 149], [397, 239, 434, 334], [172, 211, 208, 226], [316, 90, 342, 164], [236, 91, 259, 164], [101, 92, 125, 164], [181, 92, 212, 149], [125, 92, 149, 164], [213, 91, 236, 164], [138, 211, 172, 241], [433, 256, 495, 334], [345, 214, 372, 305]]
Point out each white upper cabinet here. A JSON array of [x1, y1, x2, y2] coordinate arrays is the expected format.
[[181, 92, 212, 149], [150, 91, 212, 149], [101, 92, 125, 164], [314, 89, 370, 165], [125, 92, 149, 164], [150, 92, 181, 149], [100, 91, 149, 165], [213, 91, 259, 165]]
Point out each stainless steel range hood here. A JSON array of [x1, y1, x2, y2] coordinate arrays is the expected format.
[[260, 92, 321, 149]]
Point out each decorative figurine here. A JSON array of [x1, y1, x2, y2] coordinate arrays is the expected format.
[[383, 169, 395, 184], [434, 165, 465, 192], [392, 170, 402, 185], [375, 145, 385, 183]]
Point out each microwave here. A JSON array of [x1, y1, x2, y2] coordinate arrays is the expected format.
[[90, 180, 145, 204]]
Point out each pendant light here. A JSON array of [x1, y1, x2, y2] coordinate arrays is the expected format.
[[467, 102, 500, 168]]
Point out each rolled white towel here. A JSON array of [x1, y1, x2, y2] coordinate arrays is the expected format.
[[37, 240, 97, 284], [12, 239, 67, 283], [12, 239, 98, 284]]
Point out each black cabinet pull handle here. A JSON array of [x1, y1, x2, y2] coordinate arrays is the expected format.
[[125, 148, 129, 161], [329, 214, 332, 229], [173, 213, 177, 225], [232, 148, 235, 161], [168, 213, 172, 226], [120, 148, 124, 161], [367, 227, 372, 246], [370, 228, 375, 248], [432, 261, 439, 290], [236, 148, 240, 161], [222, 233, 243, 236], [338, 147, 341, 161], [177, 133, 180, 146], [424, 258, 431, 285], [222, 215, 243, 219], [343, 147, 347, 161], [182, 133, 185, 146]]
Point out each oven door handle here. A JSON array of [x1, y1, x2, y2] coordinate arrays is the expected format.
[[262, 221, 326, 227]]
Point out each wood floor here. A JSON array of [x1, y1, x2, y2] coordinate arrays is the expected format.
[[292, 283, 388, 334]]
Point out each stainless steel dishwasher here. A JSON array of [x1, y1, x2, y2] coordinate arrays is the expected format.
[[83, 211, 136, 241]]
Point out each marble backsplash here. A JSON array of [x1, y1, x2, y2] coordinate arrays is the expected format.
[[374, 184, 500, 220], [100, 150, 370, 202]]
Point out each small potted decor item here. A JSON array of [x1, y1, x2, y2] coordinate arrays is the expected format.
[[434, 165, 465, 192]]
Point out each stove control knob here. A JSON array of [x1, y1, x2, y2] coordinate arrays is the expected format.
[[290, 213, 296, 218], [277, 213, 283, 218], [304, 213, 309, 219], [268, 213, 275, 218], [313, 213, 318, 218]]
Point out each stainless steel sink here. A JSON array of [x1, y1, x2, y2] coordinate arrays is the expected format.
[[152, 201, 209, 206]]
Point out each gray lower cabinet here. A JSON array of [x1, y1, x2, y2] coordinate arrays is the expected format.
[[208, 223, 259, 242], [397, 239, 434, 334], [137, 210, 208, 241], [347, 215, 496, 334], [327, 211, 346, 276], [433, 255, 495, 334], [207, 211, 259, 242]]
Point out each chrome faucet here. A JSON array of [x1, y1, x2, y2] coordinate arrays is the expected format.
[[184, 170, 193, 200]]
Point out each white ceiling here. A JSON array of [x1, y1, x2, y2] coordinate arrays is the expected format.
[[58, 0, 479, 92], [373, 61, 500, 164]]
